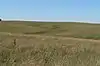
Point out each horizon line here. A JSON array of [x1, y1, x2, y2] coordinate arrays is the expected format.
[[1, 19, 100, 24]]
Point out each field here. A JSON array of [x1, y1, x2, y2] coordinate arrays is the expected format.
[[0, 21, 100, 66]]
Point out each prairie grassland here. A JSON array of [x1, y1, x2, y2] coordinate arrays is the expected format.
[[0, 21, 100, 66], [0, 33, 100, 66], [1, 21, 100, 39]]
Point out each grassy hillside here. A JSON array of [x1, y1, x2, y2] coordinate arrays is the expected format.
[[0, 32, 100, 66], [1, 21, 100, 39], [0, 21, 100, 66]]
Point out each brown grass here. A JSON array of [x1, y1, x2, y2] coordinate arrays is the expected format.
[[0, 33, 100, 66], [0, 21, 100, 66], [1, 21, 100, 39]]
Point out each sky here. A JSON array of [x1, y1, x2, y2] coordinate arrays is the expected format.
[[0, 0, 100, 23]]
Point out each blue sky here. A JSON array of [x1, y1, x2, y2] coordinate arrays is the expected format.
[[0, 0, 100, 22]]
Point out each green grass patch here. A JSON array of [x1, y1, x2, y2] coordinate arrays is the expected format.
[[71, 34, 100, 40]]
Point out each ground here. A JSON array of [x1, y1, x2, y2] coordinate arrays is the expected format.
[[0, 21, 100, 66]]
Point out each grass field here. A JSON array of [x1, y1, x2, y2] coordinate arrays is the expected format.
[[0, 21, 100, 66], [1, 21, 100, 39]]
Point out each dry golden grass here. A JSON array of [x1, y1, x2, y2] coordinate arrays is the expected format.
[[0, 21, 100, 66], [0, 33, 100, 66]]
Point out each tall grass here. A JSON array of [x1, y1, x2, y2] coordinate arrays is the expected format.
[[0, 40, 100, 66]]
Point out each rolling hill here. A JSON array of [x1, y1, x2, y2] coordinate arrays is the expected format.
[[0, 21, 100, 39]]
